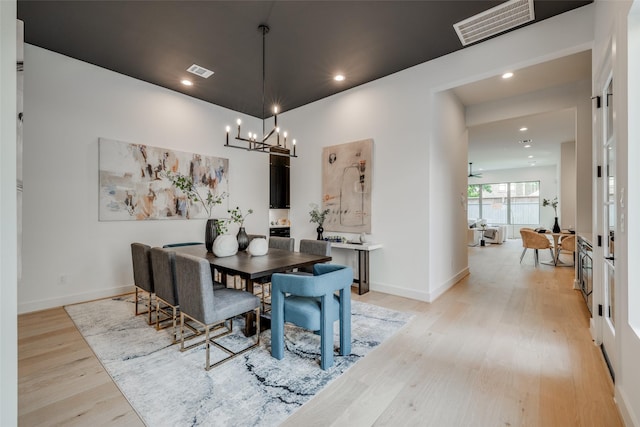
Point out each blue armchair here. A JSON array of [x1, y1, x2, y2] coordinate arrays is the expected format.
[[270, 264, 352, 370]]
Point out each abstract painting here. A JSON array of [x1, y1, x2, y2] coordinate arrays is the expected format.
[[322, 139, 373, 233], [99, 138, 229, 221]]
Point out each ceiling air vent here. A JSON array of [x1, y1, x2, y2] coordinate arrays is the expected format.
[[187, 64, 214, 78], [454, 0, 535, 46]]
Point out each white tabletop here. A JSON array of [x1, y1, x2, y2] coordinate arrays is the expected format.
[[330, 242, 383, 251]]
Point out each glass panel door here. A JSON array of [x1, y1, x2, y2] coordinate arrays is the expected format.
[[601, 76, 616, 378]]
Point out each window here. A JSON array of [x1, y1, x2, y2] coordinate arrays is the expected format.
[[468, 181, 540, 225]]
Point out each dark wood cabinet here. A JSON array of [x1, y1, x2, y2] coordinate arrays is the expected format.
[[269, 149, 290, 208]]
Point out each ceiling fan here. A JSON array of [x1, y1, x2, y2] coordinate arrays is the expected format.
[[468, 162, 482, 178]]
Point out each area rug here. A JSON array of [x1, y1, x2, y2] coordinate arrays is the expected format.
[[64, 295, 412, 426]]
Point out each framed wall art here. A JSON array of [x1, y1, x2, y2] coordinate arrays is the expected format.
[[98, 138, 229, 221], [322, 138, 373, 233]]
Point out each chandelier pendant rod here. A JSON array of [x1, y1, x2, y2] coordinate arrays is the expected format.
[[224, 24, 297, 158]]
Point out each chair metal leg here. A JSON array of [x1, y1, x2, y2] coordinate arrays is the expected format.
[[534, 249, 539, 267], [520, 248, 527, 263]]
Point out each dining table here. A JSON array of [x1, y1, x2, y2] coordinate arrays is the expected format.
[[170, 244, 332, 334]]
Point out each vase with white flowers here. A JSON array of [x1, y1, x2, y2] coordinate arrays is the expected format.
[[165, 171, 228, 252], [542, 197, 561, 233]]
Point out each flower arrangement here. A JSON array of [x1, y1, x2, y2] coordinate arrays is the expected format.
[[542, 197, 558, 216], [165, 171, 227, 218], [228, 206, 253, 228], [308, 203, 330, 227]]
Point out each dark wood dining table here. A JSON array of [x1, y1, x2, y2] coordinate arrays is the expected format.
[[170, 244, 332, 334]]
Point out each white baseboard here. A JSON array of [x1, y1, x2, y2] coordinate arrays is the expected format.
[[428, 267, 470, 302], [617, 386, 640, 427], [18, 285, 135, 314], [370, 267, 470, 303]]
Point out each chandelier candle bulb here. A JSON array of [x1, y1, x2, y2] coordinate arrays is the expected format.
[[293, 139, 297, 156], [225, 126, 231, 145]]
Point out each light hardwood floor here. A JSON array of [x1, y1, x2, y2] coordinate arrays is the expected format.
[[18, 240, 623, 426]]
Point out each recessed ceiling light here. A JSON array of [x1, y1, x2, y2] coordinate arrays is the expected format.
[[502, 72, 514, 79], [528, 155, 534, 159], [334, 74, 345, 82], [524, 144, 532, 148], [520, 127, 528, 131], [181, 79, 193, 86]]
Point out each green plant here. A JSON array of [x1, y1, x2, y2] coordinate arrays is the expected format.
[[542, 197, 558, 216], [228, 206, 253, 228], [165, 171, 227, 218], [309, 203, 330, 226]]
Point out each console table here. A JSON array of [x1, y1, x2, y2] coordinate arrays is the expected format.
[[330, 242, 382, 295]]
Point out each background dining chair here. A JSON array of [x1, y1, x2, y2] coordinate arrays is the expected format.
[[555, 234, 576, 266], [162, 242, 203, 248], [174, 253, 261, 370], [269, 236, 295, 251], [296, 239, 331, 274], [519, 229, 554, 267], [233, 237, 296, 310], [150, 247, 181, 341], [270, 263, 352, 370], [131, 242, 155, 325]]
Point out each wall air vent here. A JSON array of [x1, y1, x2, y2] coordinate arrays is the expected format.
[[454, 0, 535, 46], [187, 64, 214, 78]]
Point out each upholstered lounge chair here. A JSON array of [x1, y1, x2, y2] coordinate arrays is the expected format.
[[270, 264, 352, 370]]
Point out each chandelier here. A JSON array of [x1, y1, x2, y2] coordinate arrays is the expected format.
[[224, 24, 297, 158]]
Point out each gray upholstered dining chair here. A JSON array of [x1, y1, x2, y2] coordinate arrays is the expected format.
[[296, 239, 331, 274], [131, 242, 155, 325], [269, 236, 295, 251], [174, 253, 261, 370], [253, 237, 296, 310], [150, 247, 181, 342]]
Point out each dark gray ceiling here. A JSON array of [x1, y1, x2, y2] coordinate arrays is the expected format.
[[17, 0, 592, 119]]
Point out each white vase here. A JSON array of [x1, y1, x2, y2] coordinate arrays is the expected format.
[[247, 238, 268, 256], [212, 234, 238, 257]]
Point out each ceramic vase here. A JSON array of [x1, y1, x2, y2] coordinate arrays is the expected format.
[[205, 219, 219, 252], [553, 217, 561, 233], [316, 225, 324, 240], [237, 226, 250, 251]]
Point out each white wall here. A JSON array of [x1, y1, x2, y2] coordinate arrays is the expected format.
[[593, 0, 639, 425], [560, 141, 577, 228], [430, 90, 470, 298], [20, 46, 269, 313], [1, 2, 18, 425]]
